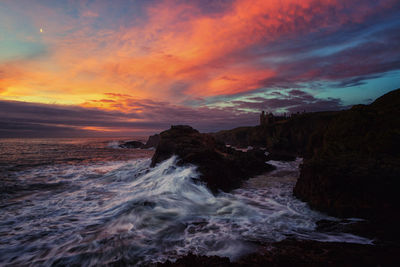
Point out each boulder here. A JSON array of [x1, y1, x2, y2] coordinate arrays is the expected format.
[[119, 134, 160, 149], [119, 140, 144, 148], [151, 125, 274, 192]]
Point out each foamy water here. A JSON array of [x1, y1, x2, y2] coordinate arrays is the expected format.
[[0, 150, 372, 266]]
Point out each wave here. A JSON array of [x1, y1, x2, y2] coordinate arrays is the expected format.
[[107, 140, 121, 149], [0, 156, 372, 266]]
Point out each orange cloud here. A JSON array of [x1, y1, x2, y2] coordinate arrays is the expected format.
[[1, 0, 399, 111]]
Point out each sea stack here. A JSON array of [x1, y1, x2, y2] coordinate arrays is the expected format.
[[151, 125, 274, 192]]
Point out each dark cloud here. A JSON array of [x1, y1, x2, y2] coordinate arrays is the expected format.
[[2, 89, 344, 137], [211, 7, 400, 93], [233, 90, 345, 114], [0, 99, 259, 137]]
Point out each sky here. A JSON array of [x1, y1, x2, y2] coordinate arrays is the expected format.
[[0, 0, 399, 137]]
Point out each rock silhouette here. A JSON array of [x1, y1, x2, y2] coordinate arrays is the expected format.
[[151, 125, 274, 192], [214, 88, 400, 241]]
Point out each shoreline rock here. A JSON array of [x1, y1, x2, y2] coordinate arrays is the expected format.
[[152, 89, 399, 265], [143, 134, 160, 148], [293, 89, 400, 243], [119, 134, 160, 149], [119, 140, 145, 148], [157, 239, 400, 266], [151, 125, 274, 192], [213, 88, 400, 243]]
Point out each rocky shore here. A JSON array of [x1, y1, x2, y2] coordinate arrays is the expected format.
[[213, 89, 400, 240], [120, 134, 160, 149], [150, 89, 399, 266], [158, 240, 400, 267], [294, 89, 400, 243], [150, 125, 274, 192]]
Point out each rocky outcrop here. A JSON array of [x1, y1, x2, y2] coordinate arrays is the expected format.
[[158, 240, 400, 266], [294, 89, 400, 220], [293, 89, 400, 243], [212, 88, 400, 242], [151, 125, 274, 192], [119, 140, 144, 148], [213, 111, 338, 159], [153, 89, 400, 266], [120, 134, 160, 149], [142, 133, 160, 148]]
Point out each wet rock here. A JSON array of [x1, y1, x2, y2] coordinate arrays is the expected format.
[[294, 89, 400, 241], [142, 134, 160, 149], [158, 253, 231, 267], [239, 239, 400, 266], [157, 240, 400, 266], [151, 125, 274, 192], [213, 111, 338, 158], [120, 134, 160, 149], [213, 89, 400, 243], [119, 140, 144, 148]]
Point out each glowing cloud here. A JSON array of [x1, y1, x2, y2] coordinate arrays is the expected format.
[[0, 0, 399, 135]]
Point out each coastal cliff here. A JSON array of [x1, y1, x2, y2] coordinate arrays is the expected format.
[[151, 125, 274, 192], [213, 88, 400, 241], [294, 89, 400, 241], [213, 111, 338, 159], [151, 89, 399, 266]]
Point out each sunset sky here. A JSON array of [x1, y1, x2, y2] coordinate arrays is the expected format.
[[1, 0, 399, 137]]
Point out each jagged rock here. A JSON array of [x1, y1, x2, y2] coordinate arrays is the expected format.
[[212, 89, 400, 243], [157, 240, 400, 266], [119, 134, 160, 149], [119, 140, 144, 148], [213, 111, 338, 158], [151, 125, 274, 192], [142, 134, 160, 149], [294, 89, 400, 241]]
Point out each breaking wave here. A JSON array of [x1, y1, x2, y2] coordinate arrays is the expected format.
[[0, 156, 372, 266]]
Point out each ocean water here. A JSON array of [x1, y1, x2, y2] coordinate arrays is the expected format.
[[0, 138, 371, 266]]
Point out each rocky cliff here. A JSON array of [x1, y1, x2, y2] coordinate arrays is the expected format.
[[151, 125, 274, 192], [294, 89, 400, 240], [213, 111, 338, 159], [214, 88, 400, 241]]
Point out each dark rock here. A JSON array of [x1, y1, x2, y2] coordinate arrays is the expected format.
[[294, 89, 400, 218], [266, 151, 297, 162], [158, 253, 231, 267], [293, 89, 400, 242], [238, 239, 400, 267], [151, 125, 274, 192], [119, 140, 144, 148], [157, 240, 400, 266], [213, 111, 338, 158], [119, 134, 160, 149], [212, 89, 400, 243], [142, 134, 160, 149]]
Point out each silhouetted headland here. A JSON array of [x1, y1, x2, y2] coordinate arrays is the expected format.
[[154, 88, 400, 266]]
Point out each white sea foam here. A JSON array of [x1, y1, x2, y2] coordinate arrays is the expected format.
[[0, 156, 373, 266], [107, 140, 121, 149]]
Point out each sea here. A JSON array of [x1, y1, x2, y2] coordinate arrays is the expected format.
[[0, 138, 372, 266]]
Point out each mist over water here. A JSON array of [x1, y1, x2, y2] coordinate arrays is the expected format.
[[0, 139, 371, 266]]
